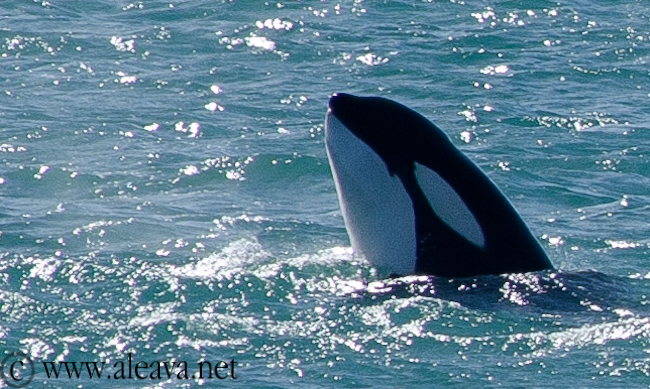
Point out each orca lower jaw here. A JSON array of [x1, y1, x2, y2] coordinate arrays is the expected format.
[[325, 111, 419, 276]]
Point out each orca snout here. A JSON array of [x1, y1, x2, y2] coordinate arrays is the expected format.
[[328, 92, 355, 114]]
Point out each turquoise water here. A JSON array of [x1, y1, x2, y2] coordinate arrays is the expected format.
[[2, 0, 650, 387]]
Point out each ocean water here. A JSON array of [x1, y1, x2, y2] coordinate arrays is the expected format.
[[1, 0, 650, 387]]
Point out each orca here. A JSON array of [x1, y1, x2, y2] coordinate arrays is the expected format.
[[325, 93, 554, 278]]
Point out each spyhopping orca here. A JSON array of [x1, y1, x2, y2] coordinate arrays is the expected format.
[[325, 93, 554, 278]]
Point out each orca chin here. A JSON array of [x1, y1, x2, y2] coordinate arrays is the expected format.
[[325, 93, 554, 278]]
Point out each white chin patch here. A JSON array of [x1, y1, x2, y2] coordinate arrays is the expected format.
[[325, 113, 416, 275]]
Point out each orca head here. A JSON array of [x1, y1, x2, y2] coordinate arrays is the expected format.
[[327, 93, 452, 175], [325, 93, 554, 278], [325, 93, 486, 276]]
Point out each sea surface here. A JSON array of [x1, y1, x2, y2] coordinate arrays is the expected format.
[[1, 0, 650, 388]]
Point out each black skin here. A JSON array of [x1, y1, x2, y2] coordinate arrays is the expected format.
[[328, 93, 553, 278]]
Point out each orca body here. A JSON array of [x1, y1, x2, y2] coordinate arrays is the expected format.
[[325, 93, 553, 278]]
